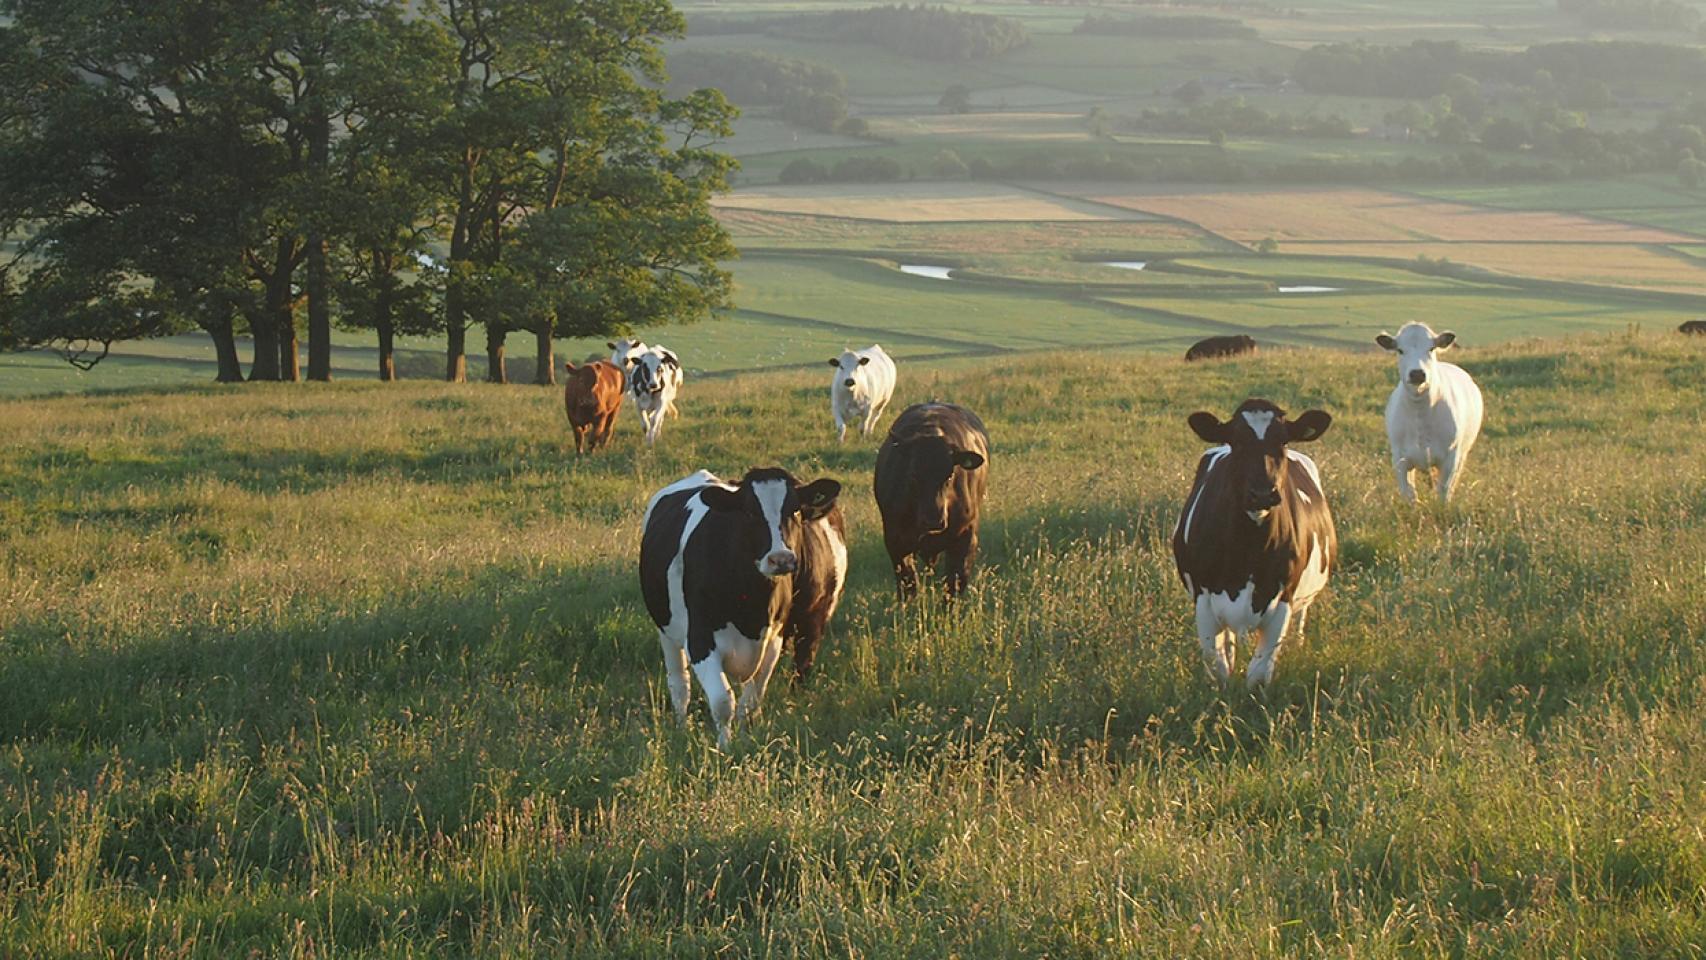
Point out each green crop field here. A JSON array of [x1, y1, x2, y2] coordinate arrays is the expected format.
[[3, 333, 1705, 955]]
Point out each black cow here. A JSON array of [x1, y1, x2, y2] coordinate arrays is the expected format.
[[1185, 335, 1257, 362], [874, 403, 989, 598], [640, 468, 846, 746], [1171, 399, 1336, 689], [1680, 319, 1706, 335]]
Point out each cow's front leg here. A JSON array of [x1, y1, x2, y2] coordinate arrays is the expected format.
[[943, 531, 977, 597], [690, 654, 735, 748], [1245, 600, 1294, 690], [863, 399, 889, 436], [787, 619, 824, 685], [735, 628, 784, 728], [1195, 593, 1234, 685], [886, 534, 920, 600], [1392, 455, 1418, 503], [659, 630, 692, 721], [835, 412, 848, 444]]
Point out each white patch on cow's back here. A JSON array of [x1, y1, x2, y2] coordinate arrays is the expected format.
[[1293, 531, 1331, 607], [820, 518, 849, 616], [1285, 448, 1324, 494], [644, 469, 723, 530], [752, 479, 791, 575], [1242, 409, 1275, 439], [1178, 445, 1231, 543]]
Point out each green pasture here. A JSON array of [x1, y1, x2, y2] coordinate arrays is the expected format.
[[1410, 178, 1706, 214], [1110, 290, 1701, 349], [2, 333, 1705, 955]]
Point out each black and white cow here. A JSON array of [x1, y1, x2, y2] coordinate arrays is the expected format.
[[1171, 399, 1336, 689], [639, 468, 847, 747]]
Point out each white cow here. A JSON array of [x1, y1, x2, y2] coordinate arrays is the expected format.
[[608, 338, 647, 370], [827, 344, 896, 443], [1377, 322, 1484, 503], [629, 345, 684, 446]]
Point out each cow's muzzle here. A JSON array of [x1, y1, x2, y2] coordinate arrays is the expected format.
[[1407, 369, 1427, 387], [759, 550, 798, 577]]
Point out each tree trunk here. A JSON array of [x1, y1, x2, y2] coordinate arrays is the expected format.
[[533, 323, 554, 385], [204, 314, 244, 383], [445, 281, 467, 382], [485, 324, 508, 384], [271, 237, 300, 381], [377, 320, 396, 381], [248, 307, 281, 381], [306, 234, 331, 381], [306, 104, 332, 382]]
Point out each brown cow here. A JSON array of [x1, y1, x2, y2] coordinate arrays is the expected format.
[[1680, 320, 1706, 335], [1185, 335, 1257, 362], [563, 359, 625, 454], [874, 402, 989, 598], [1172, 399, 1335, 689]]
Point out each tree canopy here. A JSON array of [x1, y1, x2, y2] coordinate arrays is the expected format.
[[0, 0, 737, 383]]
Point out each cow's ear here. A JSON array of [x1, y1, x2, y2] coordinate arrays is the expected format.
[[606, 341, 618, 351], [1375, 333, 1397, 351], [827, 357, 841, 367], [952, 449, 985, 471], [701, 487, 743, 512], [564, 359, 576, 372], [1188, 412, 1227, 443], [1285, 410, 1332, 443], [797, 478, 842, 519], [1433, 331, 1457, 350], [661, 350, 680, 367], [858, 356, 870, 366]]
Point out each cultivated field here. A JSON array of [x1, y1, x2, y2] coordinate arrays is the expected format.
[[710, 182, 1152, 222], [3, 334, 1704, 955], [1075, 187, 1700, 245], [1279, 242, 1706, 295]]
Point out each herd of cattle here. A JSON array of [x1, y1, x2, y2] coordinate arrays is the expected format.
[[567, 319, 1646, 746]]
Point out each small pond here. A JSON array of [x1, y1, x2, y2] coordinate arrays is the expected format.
[[899, 265, 954, 280]]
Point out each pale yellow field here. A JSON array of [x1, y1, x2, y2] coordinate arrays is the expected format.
[[712, 182, 1151, 222], [1281, 241, 1706, 294], [715, 207, 1229, 253], [1081, 187, 1695, 244], [865, 112, 1094, 142]]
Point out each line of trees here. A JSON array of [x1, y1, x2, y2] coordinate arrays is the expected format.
[[1073, 15, 1257, 39], [1294, 39, 1706, 99], [668, 50, 861, 135], [0, 0, 737, 385]]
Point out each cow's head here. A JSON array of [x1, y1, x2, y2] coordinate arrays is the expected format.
[[700, 468, 842, 578], [630, 350, 674, 395], [1188, 399, 1330, 524], [827, 349, 872, 390], [608, 338, 647, 370], [886, 434, 984, 535], [1376, 322, 1456, 395]]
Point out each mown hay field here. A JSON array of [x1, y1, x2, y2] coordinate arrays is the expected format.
[[716, 208, 1231, 255], [1, 334, 1704, 956], [711, 182, 1153, 223], [1078, 187, 1697, 244], [1279, 242, 1706, 295]]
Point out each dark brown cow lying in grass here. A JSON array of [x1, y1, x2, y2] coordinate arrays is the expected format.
[[1185, 335, 1257, 362], [1680, 320, 1706, 335]]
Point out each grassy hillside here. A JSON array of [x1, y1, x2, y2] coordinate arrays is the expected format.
[[2, 333, 1704, 955]]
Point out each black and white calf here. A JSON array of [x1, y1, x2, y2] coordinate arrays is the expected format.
[[639, 468, 847, 747], [1171, 399, 1336, 689]]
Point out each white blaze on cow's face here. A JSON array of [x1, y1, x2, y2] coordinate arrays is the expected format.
[[1377, 322, 1456, 396], [751, 478, 797, 577]]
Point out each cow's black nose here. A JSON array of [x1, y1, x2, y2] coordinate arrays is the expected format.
[[1248, 487, 1281, 510], [1407, 369, 1426, 385], [844, 378, 855, 388]]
